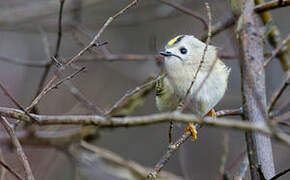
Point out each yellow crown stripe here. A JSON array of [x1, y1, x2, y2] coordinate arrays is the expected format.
[[167, 35, 184, 46]]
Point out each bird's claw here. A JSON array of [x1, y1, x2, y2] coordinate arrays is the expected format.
[[185, 122, 197, 141]]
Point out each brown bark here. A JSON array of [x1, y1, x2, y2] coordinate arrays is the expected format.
[[238, 0, 275, 179]]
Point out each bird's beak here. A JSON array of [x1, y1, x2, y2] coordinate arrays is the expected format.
[[160, 51, 173, 57]]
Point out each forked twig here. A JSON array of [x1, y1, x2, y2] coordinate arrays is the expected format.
[[147, 109, 244, 179], [32, 0, 66, 114], [26, 0, 138, 112], [0, 83, 38, 124], [25, 66, 86, 111]]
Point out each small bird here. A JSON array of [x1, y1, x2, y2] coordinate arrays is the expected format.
[[156, 35, 230, 141]]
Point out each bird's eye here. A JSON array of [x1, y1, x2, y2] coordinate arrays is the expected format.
[[180, 47, 187, 54]]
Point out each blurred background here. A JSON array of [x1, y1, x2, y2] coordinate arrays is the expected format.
[[0, 0, 289, 179]]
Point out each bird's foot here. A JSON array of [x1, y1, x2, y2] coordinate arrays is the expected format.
[[206, 108, 216, 120], [185, 122, 197, 141]]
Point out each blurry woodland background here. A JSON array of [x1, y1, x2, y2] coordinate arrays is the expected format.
[[0, 0, 289, 180]]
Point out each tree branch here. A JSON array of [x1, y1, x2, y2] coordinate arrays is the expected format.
[[255, 0, 290, 13], [264, 33, 290, 67], [255, 0, 290, 71], [0, 107, 289, 145], [268, 70, 290, 112], [0, 117, 34, 180], [237, 0, 275, 178], [0, 160, 23, 180], [25, 66, 86, 111], [158, 0, 208, 29], [270, 168, 290, 180], [26, 0, 138, 112]]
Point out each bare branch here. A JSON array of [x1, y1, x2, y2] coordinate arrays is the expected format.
[[219, 133, 229, 178], [66, 81, 104, 114], [0, 160, 23, 180], [255, 0, 290, 13], [200, 15, 235, 41], [0, 116, 34, 180], [0, 83, 38, 124], [0, 107, 279, 136], [147, 131, 191, 179], [158, 0, 208, 29], [147, 109, 245, 180], [70, 141, 183, 180], [26, 66, 86, 111], [54, 0, 65, 58], [237, 0, 275, 178], [236, 156, 249, 180], [31, 0, 66, 115], [0, 56, 50, 67], [225, 148, 247, 175], [104, 75, 163, 116], [27, 0, 138, 112], [264, 33, 290, 67], [268, 70, 290, 112], [272, 111, 290, 124], [255, 0, 290, 71], [270, 168, 290, 180]]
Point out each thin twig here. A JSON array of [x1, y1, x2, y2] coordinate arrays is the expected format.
[[147, 131, 191, 179], [264, 33, 290, 67], [26, 0, 138, 112], [214, 107, 243, 117], [255, 0, 290, 13], [104, 74, 163, 116], [225, 148, 247, 175], [158, 0, 208, 29], [147, 109, 246, 179], [267, 70, 290, 112], [54, 0, 65, 58], [0, 83, 38, 124], [26, 66, 86, 111], [272, 111, 290, 123], [0, 148, 5, 180], [168, 121, 173, 145], [236, 156, 249, 180], [257, 165, 267, 180], [0, 160, 23, 180], [0, 116, 34, 180], [0, 56, 50, 67], [200, 15, 235, 41], [218, 133, 229, 179], [32, 0, 66, 114], [270, 168, 290, 180], [255, 0, 290, 71], [182, 2, 212, 108], [65, 81, 103, 114], [40, 20, 102, 115]]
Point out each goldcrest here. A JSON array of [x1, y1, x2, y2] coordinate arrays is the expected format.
[[156, 35, 230, 117]]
